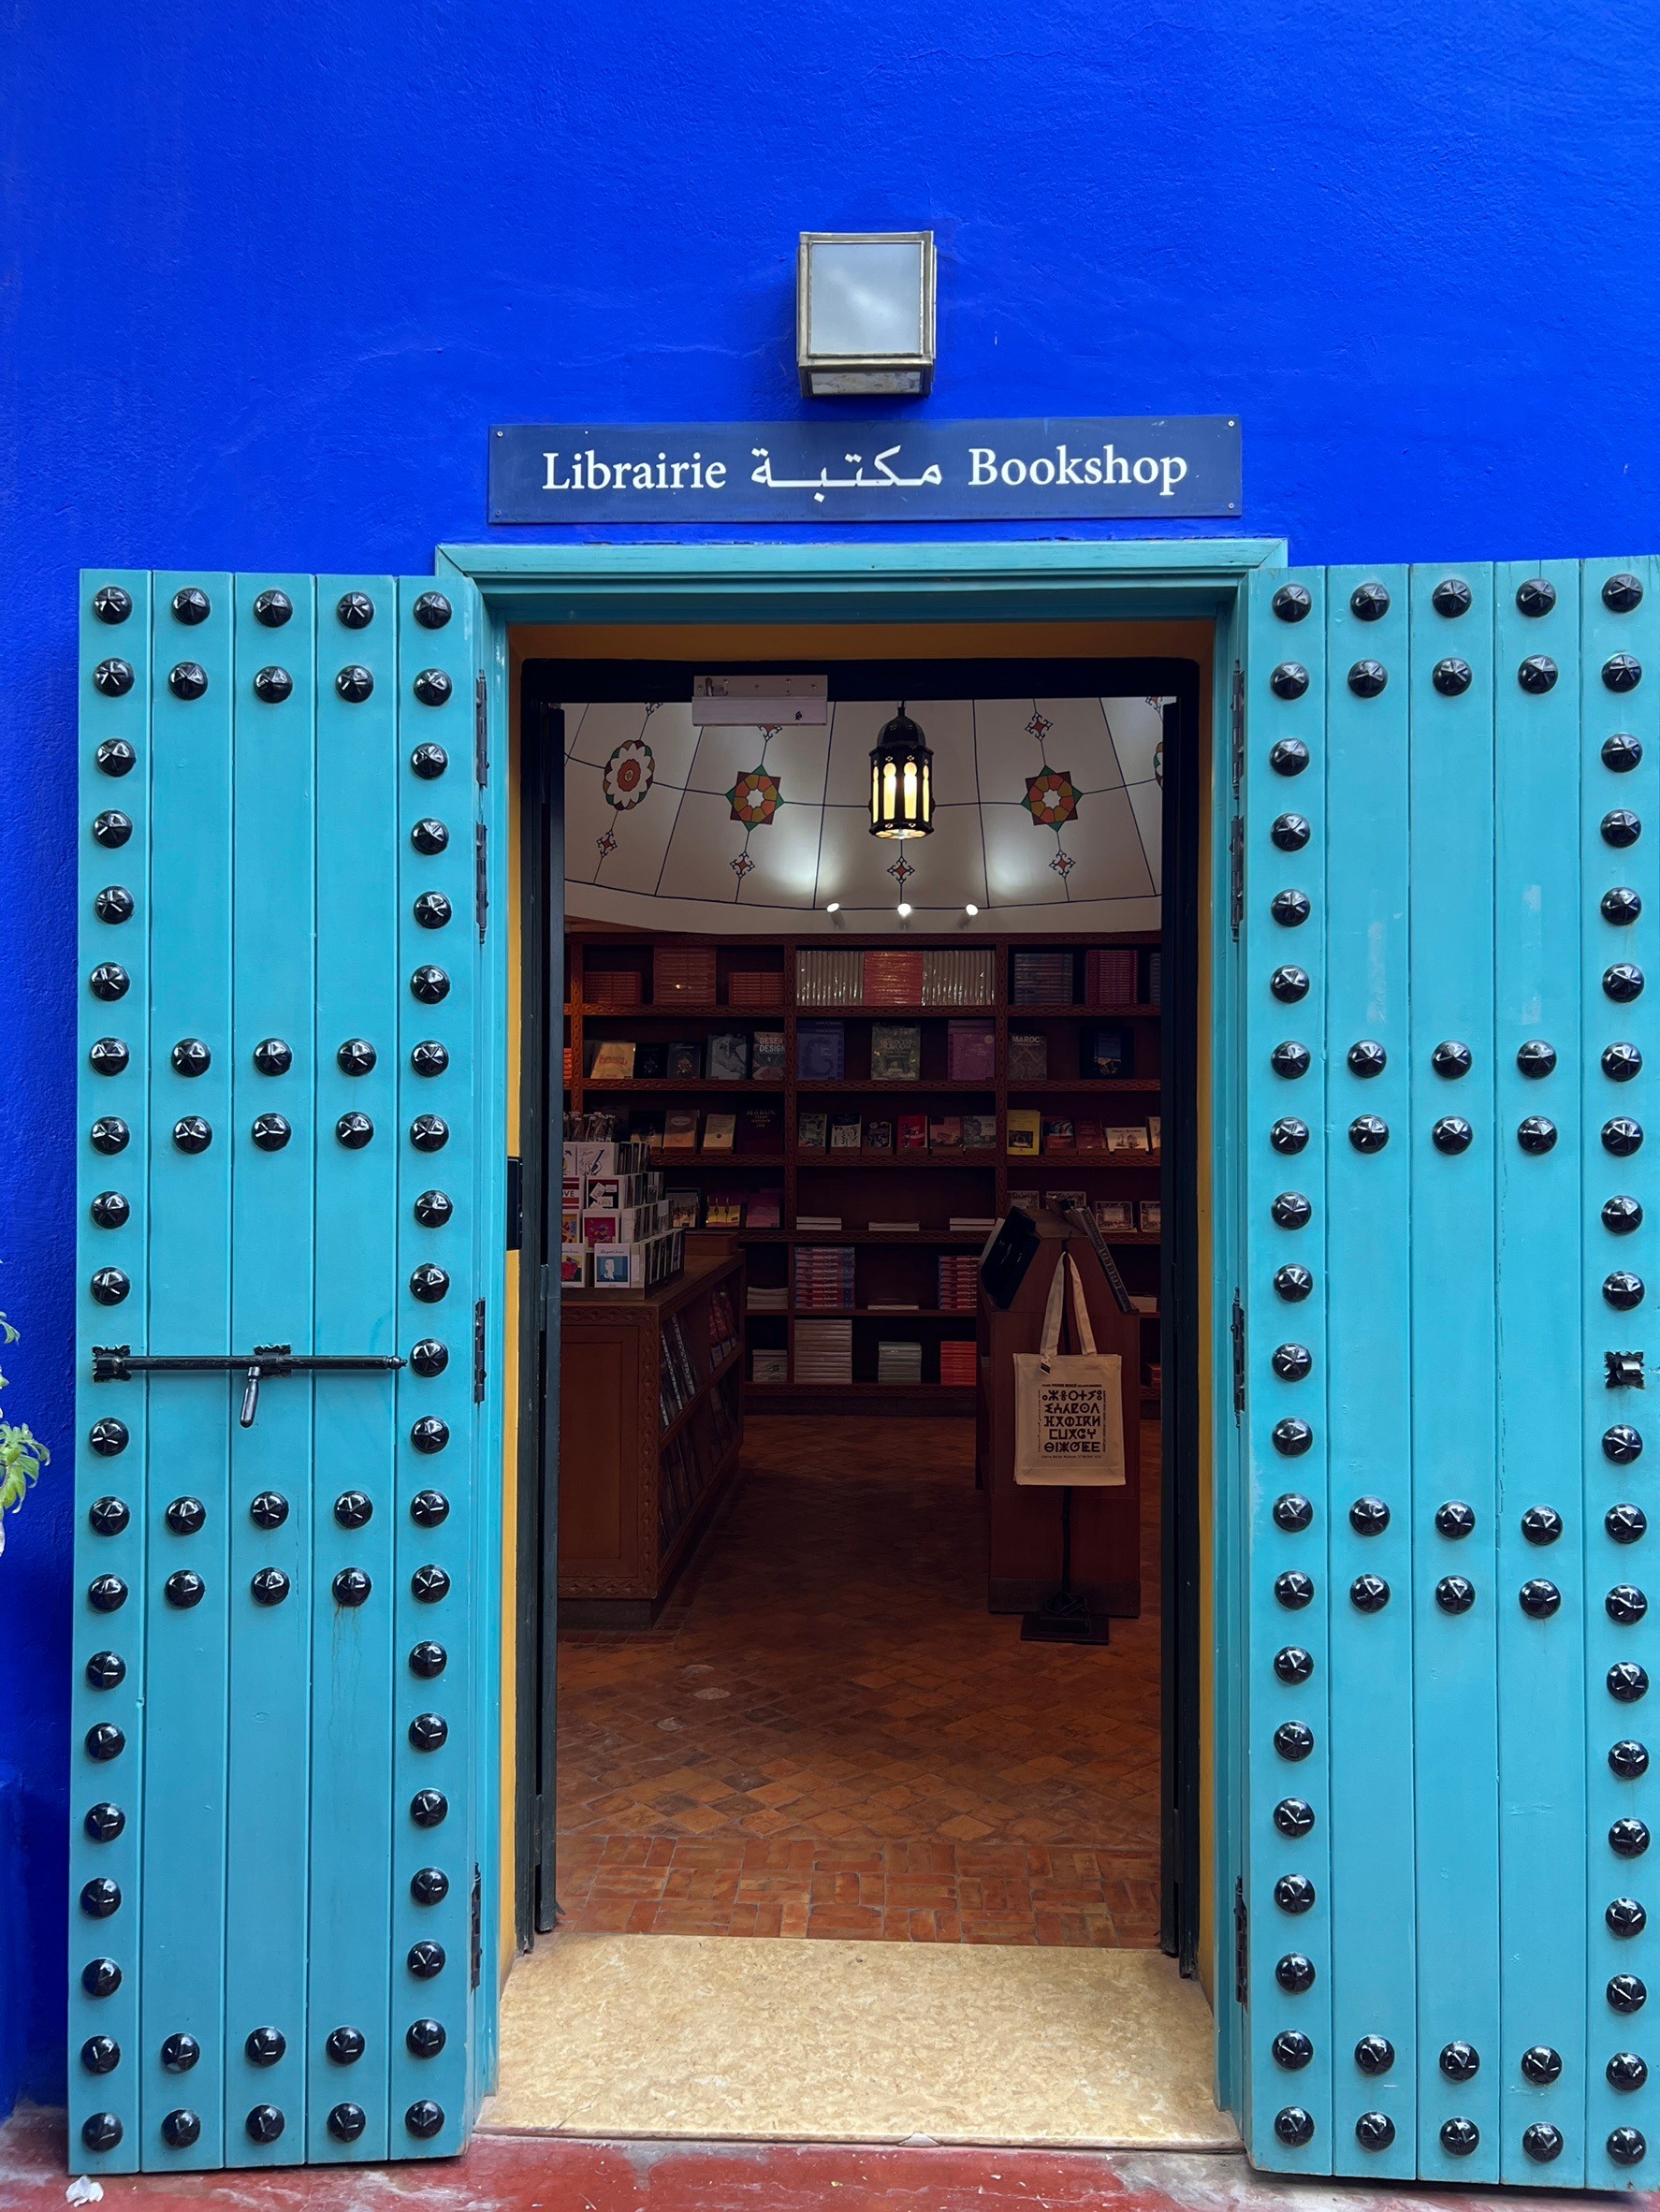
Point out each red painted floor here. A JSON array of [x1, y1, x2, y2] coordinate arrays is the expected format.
[[3, 2103, 1638, 2210]]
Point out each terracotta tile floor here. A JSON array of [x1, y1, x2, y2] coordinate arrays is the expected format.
[[556, 1415, 1162, 1945]]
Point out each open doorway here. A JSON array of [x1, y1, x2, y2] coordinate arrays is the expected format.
[[500, 636, 1215, 2141]]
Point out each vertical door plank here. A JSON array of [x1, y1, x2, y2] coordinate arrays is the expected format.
[[307, 579, 400, 2163], [1243, 568, 1333, 2168], [390, 580, 474, 2153], [224, 575, 318, 2160], [139, 574, 236, 2169], [1580, 556, 1660, 2189], [1405, 561, 1501, 2178], [1493, 557, 1588, 2184], [71, 570, 154, 2174]]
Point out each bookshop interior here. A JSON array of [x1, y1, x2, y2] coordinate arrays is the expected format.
[[529, 651, 1201, 1969]]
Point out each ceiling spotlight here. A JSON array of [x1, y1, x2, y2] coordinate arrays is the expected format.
[[964, 903, 979, 916], [896, 902, 912, 918], [825, 901, 840, 912]]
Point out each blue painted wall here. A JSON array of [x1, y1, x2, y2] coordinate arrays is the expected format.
[[3, 0, 1657, 2107]]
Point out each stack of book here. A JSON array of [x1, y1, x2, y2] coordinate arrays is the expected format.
[[1011, 949, 1074, 1005], [1084, 947, 1140, 1005], [876, 1340, 924, 1384], [865, 948, 925, 1005], [922, 947, 996, 1005], [949, 1214, 997, 1233], [795, 947, 866, 1005], [586, 966, 643, 1006], [751, 1348, 789, 1383], [939, 1339, 978, 1388], [796, 1213, 843, 1232], [794, 1317, 852, 1384], [726, 966, 783, 1008], [746, 1285, 789, 1312], [794, 1245, 855, 1310], [654, 945, 717, 1002], [938, 1254, 980, 1311], [946, 1020, 996, 1079], [706, 1286, 740, 1366]]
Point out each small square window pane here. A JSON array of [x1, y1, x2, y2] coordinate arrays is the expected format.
[[807, 240, 924, 357]]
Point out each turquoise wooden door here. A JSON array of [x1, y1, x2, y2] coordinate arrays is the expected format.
[[70, 574, 503, 2174], [1237, 559, 1657, 2186]]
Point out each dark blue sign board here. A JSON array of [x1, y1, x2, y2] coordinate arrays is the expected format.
[[488, 417, 1240, 524]]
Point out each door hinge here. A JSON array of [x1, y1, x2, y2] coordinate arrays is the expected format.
[[470, 1863, 483, 1990], [1230, 1292, 1245, 1419], [473, 1298, 487, 1404], [1229, 816, 1245, 940], [1233, 1877, 1248, 2005], [474, 671, 489, 787], [475, 822, 488, 942], [1230, 661, 1245, 800]]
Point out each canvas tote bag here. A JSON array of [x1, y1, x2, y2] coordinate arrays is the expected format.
[[1012, 1251, 1126, 1487]]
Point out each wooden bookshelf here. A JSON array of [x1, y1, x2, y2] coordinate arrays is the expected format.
[[565, 928, 1162, 1416]]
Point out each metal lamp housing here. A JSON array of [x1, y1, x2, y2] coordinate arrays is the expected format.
[[797, 232, 936, 398], [868, 708, 935, 838]]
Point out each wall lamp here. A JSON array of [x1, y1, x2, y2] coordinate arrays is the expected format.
[[798, 232, 936, 397]]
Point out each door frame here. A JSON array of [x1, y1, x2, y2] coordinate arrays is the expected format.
[[441, 536, 1286, 2118]]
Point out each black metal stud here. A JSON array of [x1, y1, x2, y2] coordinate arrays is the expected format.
[[1275, 1953, 1316, 1993], [1606, 654, 1644, 693], [327, 2103, 367, 2144], [412, 1564, 451, 1603], [251, 1037, 293, 1077], [326, 2026, 366, 2064], [89, 1492, 130, 1529], [1271, 813, 1311, 851], [1520, 1579, 1562, 1618], [89, 965, 129, 1003], [170, 1037, 211, 1078], [1274, 1721, 1314, 1761], [1433, 1116, 1473, 1155], [1274, 1647, 1314, 1682], [252, 1113, 291, 1151], [411, 1263, 450, 1302], [89, 1038, 129, 1075], [1607, 734, 1645, 773], [1609, 2127, 1648, 2165], [1269, 738, 1309, 777], [1274, 2107, 1315, 2147], [1273, 1493, 1314, 1531], [161, 2031, 200, 2073], [1606, 1273, 1646, 1310], [412, 742, 448, 779], [1522, 2123, 1564, 2163], [250, 1492, 289, 1529], [1433, 578, 1473, 618], [1610, 1663, 1651, 1703], [406, 2017, 447, 2057], [80, 1877, 121, 1917], [1518, 655, 1558, 693], [1608, 1504, 1648, 1544], [80, 2036, 120, 2074], [171, 587, 211, 626], [165, 1570, 204, 1608], [1273, 1419, 1314, 1457], [92, 809, 133, 849], [93, 659, 134, 697], [253, 666, 293, 704], [411, 817, 449, 856], [1605, 809, 1643, 849], [1272, 1191, 1312, 1230], [1355, 2113, 1395, 2151], [408, 1940, 445, 1977], [1433, 1039, 1473, 1078], [1273, 584, 1312, 622], [1517, 1039, 1556, 1079], [1272, 1343, 1313, 1381], [414, 669, 452, 707], [332, 1567, 371, 1607], [253, 589, 293, 628], [246, 2104, 284, 2145], [412, 1492, 450, 1528], [1518, 1116, 1558, 1155], [1438, 2041, 1479, 2081], [1440, 2118, 1479, 2156], [1607, 1425, 1645, 1463], [1270, 1117, 1309, 1154], [245, 2025, 286, 2067], [411, 1040, 449, 1077], [336, 1113, 373, 1149], [165, 1496, 205, 1535], [414, 590, 453, 629], [1518, 2044, 1562, 2083], [1349, 1495, 1390, 1535], [90, 1117, 129, 1156], [1436, 1577, 1476, 1613], [410, 1640, 447, 1679], [1515, 577, 1556, 617], [1610, 1974, 1649, 2013], [410, 1339, 449, 1377], [1606, 887, 1644, 926], [337, 1038, 376, 1076], [1354, 2034, 1395, 2074], [1521, 1506, 1563, 1545], [1606, 574, 1646, 613], [335, 665, 374, 703], [94, 885, 134, 925], [414, 891, 452, 929], [412, 1865, 450, 1902], [337, 591, 374, 629], [1610, 2052, 1652, 2092], [85, 1721, 125, 1756], [333, 1491, 372, 1529], [171, 1116, 211, 1155], [1609, 1585, 1650, 1624], [411, 1416, 450, 1455], [1347, 1040, 1386, 1077], [89, 1427, 129, 1467], [1274, 1797, 1315, 1835], [1271, 663, 1310, 700], [1606, 1196, 1645, 1235], [90, 1191, 130, 1230], [412, 965, 450, 1004], [81, 2115, 122, 2152], [406, 2099, 445, 2139], [1271, 1041, 1311, 1079], [84, 1802, 124, 1841], [409, 1712, 448, 1752], [168, 662, 209, 701], [87, 1581, 128, 1617], [1433, 658, 1473, 696], [411, 1786, 449, 1825], [89, 1267, 129, 1306], [1349, 1114, 1389, 1153], [1610, 1741, 1650, 1780], [1606, 1118, 1645, 1157], [1347, 660, 1387, 697], [1350, 1574, 1390, 1612], [1350, 581, 1390, 621], [1270, 890, 1310, 929], [93, 585, 133, 624], [411, 1114, 450, 1152], [251, 1568, 290, 1607]]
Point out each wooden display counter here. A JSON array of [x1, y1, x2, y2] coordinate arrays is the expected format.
[[558, 1249, 745, 1628]]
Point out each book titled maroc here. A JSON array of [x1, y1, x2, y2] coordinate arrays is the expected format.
[[896, 1113, 929, 1152], [663, 1110, 700, 1151], [702, 1112, 736, 1153], [1008, 1031, 1049, 1081], [1006, 1108, 1041, 1157], [870, 1022, 922, 1081]]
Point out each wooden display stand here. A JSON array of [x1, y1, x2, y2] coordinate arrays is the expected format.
[[979, 1216, 1143, 1620], [558, 1249, 745, 1628]]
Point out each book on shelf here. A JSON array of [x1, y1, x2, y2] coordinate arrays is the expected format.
[[1008, 1031, 1049, 1081], [939, 1339, 978, 1387], [928, 1114, 963, 1151], [589, 1039, 636, 1080], [747, 1286, 789, 1311], [795, 1214, 843, 1231], [1041, 1116, 1075, 1153], [663, 1110, 699, 1151], [704, 1191, 743, 1229], [868, 1302, 920, 1312], [1086, 1026, 1128, 1076], [870, 1022, 922, 1080], [1094, 1198, 1136, 1232], [727, 965, 784, 1008], [706, 1032, 750, 1081], [635, 1041, 667, 1080], [794, 1317, 853, 1384], [666, 1186, 702, 1230], [1009, 1188, 1040, 1213], [702, 1112, 736, 1153], [868, 1218, 920, 1233], [949, 1215, 997, 1232], [922, 947, 996, 1006], [797, 1111, 827, 1150], [876, 1340, 924, 1383], [946, 1019, 996, 1080], [1148, 1115, 1162, 1153], [1139, 1199, 1163, 1234], [746, 1188, 782, 1229], [1012, 949, 1074, 1005], [666, 1040, 702, 1080], [751, 1028, 786, 1080], [962, 1112, 997, 1149], [1147, 950, 1162, 1006], [896, 1113, 928, 1151], [586, 966, 643, 1007], [632, 1111, 666, 1152], [1084, 947, 1140, 1006], [736, 1104, 781, 1153], [829, 1113, 863, 1151], [866, 1118, 894, 1152], [795, 947, 865, 1007], [865, 948, 925, 1005], [751, 1349, 789, 1382], [1075, 1118, 1107, 1153], [654, 945, 717, 1002], [1006, 1108, 1041, 1156], [1106, 1124, 1151, 1154], [1044, 1187, 1086, 1213], [797, 1020, 846, 1079]]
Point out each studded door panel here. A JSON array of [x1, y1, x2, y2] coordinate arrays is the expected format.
[[1242, 560, 1658, 2186], [73, 574, 488, 2173]]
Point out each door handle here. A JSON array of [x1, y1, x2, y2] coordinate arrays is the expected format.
[[92, 1344, 406, 1427]]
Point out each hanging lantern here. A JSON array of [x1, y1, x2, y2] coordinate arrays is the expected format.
[[868, 706, 934, 839]]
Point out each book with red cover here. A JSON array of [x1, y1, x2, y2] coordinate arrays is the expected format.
[[896, 1113, 929, 1151], [864, 948, 925, 1005], [928, 1114, 964, 1151], [946, 1020, 996, 1080]]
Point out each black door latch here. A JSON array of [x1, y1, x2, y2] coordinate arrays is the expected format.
[[93, 1344, 406, 1427]]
